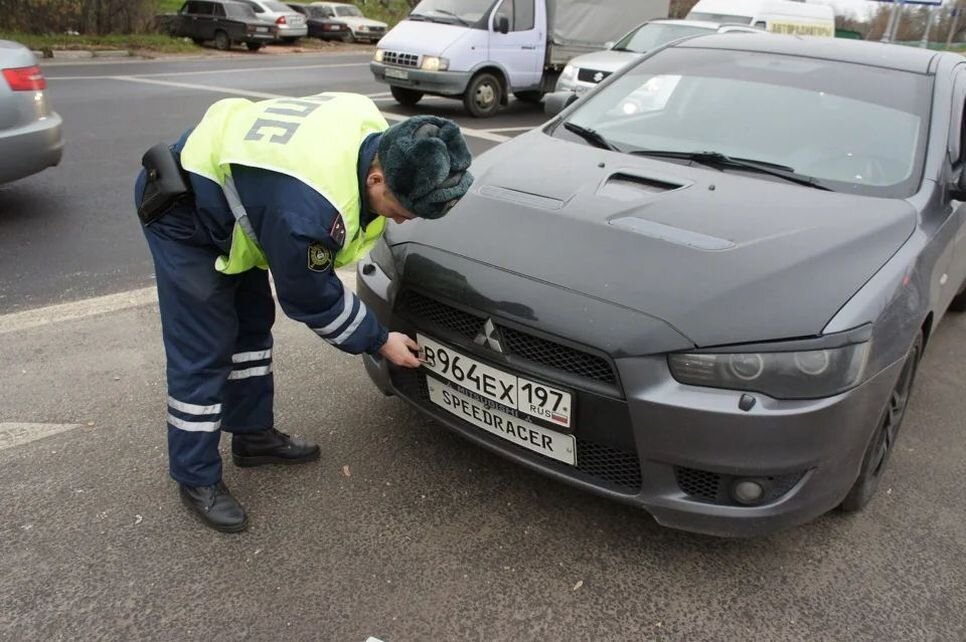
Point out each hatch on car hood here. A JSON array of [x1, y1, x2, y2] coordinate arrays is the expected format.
[[387, 132, 917, 348]]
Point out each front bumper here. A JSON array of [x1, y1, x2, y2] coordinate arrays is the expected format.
[[0, 111, 64, 184], [356, 259, 899, 538], [370, 61, 472, 96]]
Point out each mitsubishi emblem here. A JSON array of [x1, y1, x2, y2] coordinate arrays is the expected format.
[[474, 318, 504, 353]]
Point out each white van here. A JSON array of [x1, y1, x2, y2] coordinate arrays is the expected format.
[[687, 0, 835, 37]]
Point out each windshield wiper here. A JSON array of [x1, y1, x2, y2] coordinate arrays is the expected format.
[[563, 122, 621, 152], [629, 150, 831, 191], [408, 13, 429, 20], [427, 8, 470, 25]]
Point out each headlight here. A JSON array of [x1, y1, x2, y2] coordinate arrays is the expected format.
[[560, 64, 577, 81], [668, 342, 871, 399], [421, 56, 449, 71], [374, 49, 384, 62]]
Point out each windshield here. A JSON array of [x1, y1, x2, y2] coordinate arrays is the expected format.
[[305, 6, 329, 18], [334, 4, 362, 16], [263, 0, 292, 10], [614, 23, 715, 52], [411, 0, 493, 24], [558, 48, 931, 197], [687, 11, 752, 24]]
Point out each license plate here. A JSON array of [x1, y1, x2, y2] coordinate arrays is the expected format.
[[256, 26, 268, 32], [384, 68, 409, 80], [418, 334, 573, 428], [427, 378, 576, 466]]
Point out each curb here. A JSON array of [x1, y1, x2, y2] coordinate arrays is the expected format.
[[43, 49, 131, 59]]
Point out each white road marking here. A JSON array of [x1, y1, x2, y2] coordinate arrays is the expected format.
[[47, 60, 369, 81], [0, 271, 357, 335], [107, 76, 510, 142], [0, 423, 86, 451]]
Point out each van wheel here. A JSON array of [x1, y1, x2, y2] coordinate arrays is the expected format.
[[514, 90, 544, 104], [390, 86, 423, 106], [839, 331, 922, 512], [464, 72, 502, 118], [948, 282, 966, 311], [214, 30, 231, 51]]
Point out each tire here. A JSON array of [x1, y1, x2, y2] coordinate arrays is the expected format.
[[839, 331, 923, 512], [390, 86, 423, 107], [214, 30, 231, 51], [463, 72, 502, 118], [246, 42, 263, 51], [342, 32, 355, 43], [514, 90, 544, 104], [948, 282, 966, 311]]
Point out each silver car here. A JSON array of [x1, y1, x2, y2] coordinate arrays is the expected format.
[[556, 19, 761, 96], [0, 40, 63, 184], [236, 0, 307, 42]]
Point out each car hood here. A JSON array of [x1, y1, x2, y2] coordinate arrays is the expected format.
[[340, 16, 386, 27], [569, 49, 643, 74], [378, 20, 467, 55], [387, 132, 917, 348]]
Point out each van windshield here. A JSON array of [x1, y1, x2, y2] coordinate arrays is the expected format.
[[613, 23, 716, 53], [557, 48, 932, 198], [410, 0, 493, 24], [688, 11, 753, 24]]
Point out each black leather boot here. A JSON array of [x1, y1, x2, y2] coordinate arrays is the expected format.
[[231, 428, 320, 467], [178, 481, 248, 533]]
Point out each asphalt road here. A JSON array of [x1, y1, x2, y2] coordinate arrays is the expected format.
[[0, 52, 964, 642]]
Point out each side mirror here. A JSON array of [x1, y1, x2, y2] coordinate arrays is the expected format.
[[604, 41, 615, 49], [496, 15, 510, 34], [544, 90, 578, 117]]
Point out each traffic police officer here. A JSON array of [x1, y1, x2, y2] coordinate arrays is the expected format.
[[135, 92, 473, 532]]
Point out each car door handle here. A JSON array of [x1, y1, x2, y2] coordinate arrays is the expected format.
[[521, 45, 537, 50]]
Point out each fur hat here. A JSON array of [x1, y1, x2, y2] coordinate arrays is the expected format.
[[378, 115, 474, 219]]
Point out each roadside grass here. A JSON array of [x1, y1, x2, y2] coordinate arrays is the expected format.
[[1, 32, 202, 54]]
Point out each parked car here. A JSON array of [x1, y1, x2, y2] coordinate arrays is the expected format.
[[285, 2, 351, 40], [0, 40, 63, 184], [556, 19, 761, 97], [357, 34, 966, 537], [169, 0, 278, 50], [236, 0, 308, 42], [310, 1, 386, 42]]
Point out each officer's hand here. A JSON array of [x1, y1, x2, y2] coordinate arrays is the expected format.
[[379, 332, 422, 368]]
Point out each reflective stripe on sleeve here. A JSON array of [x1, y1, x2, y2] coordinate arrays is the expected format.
[[325, 302, 368, 346], [312, 289, 355, 337]]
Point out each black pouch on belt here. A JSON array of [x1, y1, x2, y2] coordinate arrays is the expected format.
[[137, 143, 193, 226]]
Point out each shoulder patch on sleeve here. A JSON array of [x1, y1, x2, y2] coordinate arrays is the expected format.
[[329, 214, 347, 248], [308, 241, 333, 272]]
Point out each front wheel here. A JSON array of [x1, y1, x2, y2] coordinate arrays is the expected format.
[[839, 331, 922, 512], [463, 72, 502, 118], [390, 86, 423, 107], [342, 32, 355, 43], [214, 30, 231, 51]]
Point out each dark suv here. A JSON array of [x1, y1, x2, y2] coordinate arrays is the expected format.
[[169, 0, 278, 51]]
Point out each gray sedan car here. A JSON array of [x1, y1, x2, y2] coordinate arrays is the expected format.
[[0, 40, 63, 184], [358, 34, 966, 537]]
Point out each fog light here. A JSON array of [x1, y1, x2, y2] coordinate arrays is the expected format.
[[732, 480, 764, 505]]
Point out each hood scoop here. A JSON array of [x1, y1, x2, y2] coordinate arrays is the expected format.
[[597, 172, 686, 201]]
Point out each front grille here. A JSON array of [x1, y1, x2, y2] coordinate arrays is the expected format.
[[577, 68, 613, 84], [382, 50, 419, 67], [393, 369, 641, 492], [674, 466, 805, 506], [397, 290, 618, 386]]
